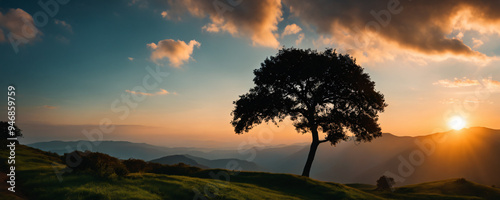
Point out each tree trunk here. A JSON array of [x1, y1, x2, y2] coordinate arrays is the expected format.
[[301, 140, 319, 177], [302, 126, 320, 177]]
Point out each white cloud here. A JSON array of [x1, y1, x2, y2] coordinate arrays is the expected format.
[[147, 39, 200, 67], [472, 38, 484, 49], [282, 24, 302, 37], [295, 33, 304, 45]]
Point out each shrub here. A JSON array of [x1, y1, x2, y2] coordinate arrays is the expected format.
[[63, 151, 129, 178], [114, 164, 129, 177], [122, 159, 148, 173]]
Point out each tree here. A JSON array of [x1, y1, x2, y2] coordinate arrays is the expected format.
[[1, 121, 22, 147], [376, 175, 395, 191], [231, 48, 387, 177]]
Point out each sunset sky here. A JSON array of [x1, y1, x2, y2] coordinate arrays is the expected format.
[[1, 0, 500, 148]]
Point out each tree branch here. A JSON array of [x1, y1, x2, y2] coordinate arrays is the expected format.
[[318, 139, 328, 143]]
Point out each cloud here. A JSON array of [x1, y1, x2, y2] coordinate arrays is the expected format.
[[439, 98, 485, 105], [166, 0, 282, 48], [43, 105, 57, 109], [147, 39, 200, 67], [284, 0, 500, 59], [0, 8, 41, 43], [128, 57, 134, 61], [54, 19, 72, 32], [125, 88, 171, 96], [202, 23, 221, 33], [472, 38, 484, 49], [433, 77, 500, 89], [281, 23, 302, 37], [483, 78, 500, 89], [295, 33, 304, 45], [434, 78, 480, 88]]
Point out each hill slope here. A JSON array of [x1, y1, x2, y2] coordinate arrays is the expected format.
[[184, 154, 264, 171], [27, 140, 209, 160], [2, 144, 500, 199], [26, 127, 500, 187], [150, 154, 264, 171], [149, 155, 209, 169], [0, 144, 383, 199], [349, 178, 500, 200], [259, 127, 500, 186]]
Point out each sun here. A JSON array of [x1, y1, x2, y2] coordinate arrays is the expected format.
[[448, 116, 466, 130]]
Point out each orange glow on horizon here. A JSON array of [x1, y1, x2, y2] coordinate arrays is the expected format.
[[448, 116, 467, 130]]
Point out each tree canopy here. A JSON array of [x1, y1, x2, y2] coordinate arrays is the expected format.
[[231, 47, 387, 177], [1, 121, 22, 146]]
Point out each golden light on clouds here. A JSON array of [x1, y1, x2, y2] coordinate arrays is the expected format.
[[434, 77, 500, 90], [434, 78, 480, 88], [286, 0, 500, 63], [147, 39, 200, 67], [166, 0, 283, 48]]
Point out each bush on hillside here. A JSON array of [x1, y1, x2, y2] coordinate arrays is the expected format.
[[122, 158, 148, 173], [63, 151, 129, 178], [62, 151, 203, 177], [376, 175, 395, 192]]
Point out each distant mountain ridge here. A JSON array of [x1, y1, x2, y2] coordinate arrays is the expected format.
[[27, 140, 210, 161], [292, 127, 500, 186], [27, 127, 500, 187], [150, 154, 264, 171], [149, 155, 209, 169], [8, 143, 500, 199]]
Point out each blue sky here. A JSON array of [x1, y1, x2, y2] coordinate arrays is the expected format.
[[1, 0, 500, 147]]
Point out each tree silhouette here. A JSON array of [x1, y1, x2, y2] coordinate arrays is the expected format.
[[231, 48, 387, 177], [1, 121, 22, 147]]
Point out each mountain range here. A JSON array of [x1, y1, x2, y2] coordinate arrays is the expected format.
[[150, 154, 264, 171], [27, 127, 500, 186]]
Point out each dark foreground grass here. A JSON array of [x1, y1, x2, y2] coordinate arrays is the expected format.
[[347, 178, 500, 200], [1, 145, 499, 199], [0, 145, 381, 199]]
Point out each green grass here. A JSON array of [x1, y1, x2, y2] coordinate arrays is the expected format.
[[1, 144, 500, 199], [348, 179, 500, 200]]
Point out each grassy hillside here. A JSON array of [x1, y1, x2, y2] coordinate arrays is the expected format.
[[150, 155, 209, 169], [348, 178, 500, 200], [1, 144, 499, 199]]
